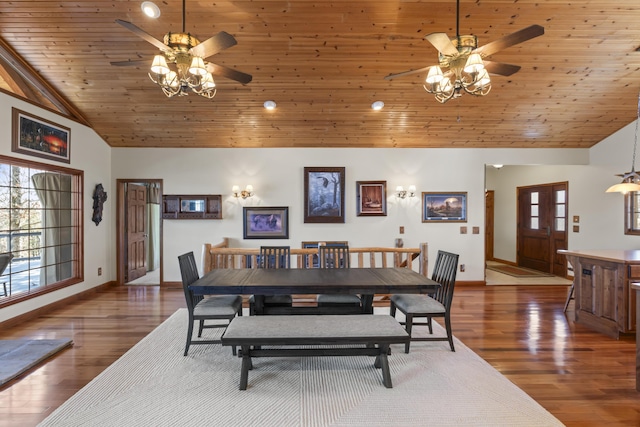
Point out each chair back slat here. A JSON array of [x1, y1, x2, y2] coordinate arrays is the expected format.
[[0, 253, 13, 275], [178, 251, 202, 310], [319, 245, 350, 269], [430, 250, 459, 309], [259, 246, 291, 269]]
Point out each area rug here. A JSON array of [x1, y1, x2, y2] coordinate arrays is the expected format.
[[0, 339, 73, 386], [487, 264, 553, 278], [38, 309, 563, 427]]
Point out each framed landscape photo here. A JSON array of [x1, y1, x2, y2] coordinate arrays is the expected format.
[[356, 180, 387, 216], [304, 167, 345, 223], [422, 192, 467, 222], [243, 206, 289, 239], [12, 108, 71, 163]]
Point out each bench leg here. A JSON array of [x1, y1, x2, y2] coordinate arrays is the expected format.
[[375, 344, 393, 388], [239, 345, 252, 390]]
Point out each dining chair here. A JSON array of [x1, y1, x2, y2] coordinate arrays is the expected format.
[[249, 246, 293, 315], [389, 250, 459, 353], [316, 245, 363, 310], [0, 252, 12, 297], [178, 251, 243, 356]]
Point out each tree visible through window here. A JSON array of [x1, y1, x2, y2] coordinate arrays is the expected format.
[[0, 155, 82, 302]]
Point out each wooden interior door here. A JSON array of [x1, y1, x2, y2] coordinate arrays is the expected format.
[[517, 182, 568, 276], [126, 183, 147, 282], [485, 190, 495, 262]]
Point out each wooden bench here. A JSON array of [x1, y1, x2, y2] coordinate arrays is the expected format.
[[221, 315, 410, 390]]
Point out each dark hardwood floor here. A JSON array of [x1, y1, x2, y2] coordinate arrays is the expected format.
[[0, 283, 638, 426]]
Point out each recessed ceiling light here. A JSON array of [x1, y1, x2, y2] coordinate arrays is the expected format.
[[371, 101, 384, 110], [263, 100, 277, 110], [141, 1, 161, 18]]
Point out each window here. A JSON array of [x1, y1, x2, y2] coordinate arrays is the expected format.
[[530, 191, 539, 229], [625, 192, 640, 235], [0, 155, 83, 303], [555, 189, 566, 232]]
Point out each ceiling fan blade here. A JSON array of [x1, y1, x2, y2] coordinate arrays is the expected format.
[[206, 63, 252, 85], [424, 33, 459, 56], [190, 31, 238, 59], [474, 24, 544, 58], [384, 66, 432, 80], [483, 61, 521, 76], [110, 59, 149, 67], [115, 19, 168, 52]]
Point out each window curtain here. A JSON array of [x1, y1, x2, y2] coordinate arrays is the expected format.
[[32, 172, 72, 285], [145, 183, 160, 271]]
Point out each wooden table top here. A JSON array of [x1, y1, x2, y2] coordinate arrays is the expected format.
[[190, 267, 440, 295]]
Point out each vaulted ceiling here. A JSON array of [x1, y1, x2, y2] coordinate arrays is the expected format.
[[0, 1, 639, 149]]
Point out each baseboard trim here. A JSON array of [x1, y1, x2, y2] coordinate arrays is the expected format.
[[0, 281, 116, 329]]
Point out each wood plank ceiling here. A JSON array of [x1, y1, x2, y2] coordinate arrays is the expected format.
[[0, 1, 639, 149]]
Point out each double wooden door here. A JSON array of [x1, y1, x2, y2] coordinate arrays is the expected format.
[[517, 182, 568, 276]]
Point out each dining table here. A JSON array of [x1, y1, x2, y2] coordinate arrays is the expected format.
[[189, 267, 440, 315]]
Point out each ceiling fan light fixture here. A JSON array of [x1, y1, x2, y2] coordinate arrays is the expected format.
[[165, 71, 179, 88], [188, 56, 207, 76], [426, 66, 444, 84], [150, 54, 169, 75], [463, 53, 485, 74], [201, 73, 216, 90], [477, 69, 491, 86]]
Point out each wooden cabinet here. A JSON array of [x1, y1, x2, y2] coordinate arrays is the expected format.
[[560, 250, 640, 338], [162, 195, 222, 220]]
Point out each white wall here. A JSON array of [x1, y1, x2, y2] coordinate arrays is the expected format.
[[3, 87, 635, 323], [111, 147, 588, 282], [486, 120, 640, 263], [0, 93, 113, 323]]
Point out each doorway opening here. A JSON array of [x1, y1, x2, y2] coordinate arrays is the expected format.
[[116, 179, 163, 285], [516, 181, 568, 277]]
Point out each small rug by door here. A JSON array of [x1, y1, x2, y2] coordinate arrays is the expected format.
[[0, 339, 73, 385], [487, 264, 553, 278]]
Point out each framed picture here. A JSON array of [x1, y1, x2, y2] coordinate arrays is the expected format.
[[12, 108, 71, 163], [356, 180, 387, 216], [422, 192, 467, 222], [243, 206, 289, 239], [304, 167, 345, 223]]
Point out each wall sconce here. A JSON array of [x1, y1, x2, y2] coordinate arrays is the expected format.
[[396, 185, 416, 199], [232, 184, 254, 199]]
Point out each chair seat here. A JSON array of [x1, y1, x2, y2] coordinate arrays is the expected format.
[[194, 295, 243, 317], [390, 294, 445, 315], [317, 293, 362, 306], [249, 294, 293, 305]]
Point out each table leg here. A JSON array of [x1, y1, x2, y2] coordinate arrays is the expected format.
[[239, 345, 252, 390], [254, 295, 265, 316], [376, 344, 392, 388], [361, 294, 374, 314]]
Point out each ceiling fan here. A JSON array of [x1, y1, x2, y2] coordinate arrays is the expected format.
[[384, 0, 544, 103], [110, 0, 252, 99]]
